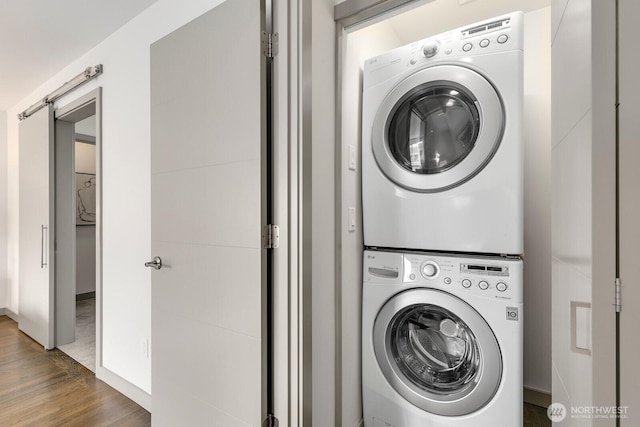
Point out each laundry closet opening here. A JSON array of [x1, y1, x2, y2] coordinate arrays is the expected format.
[[54, 89, 102, 373], [334, 1, 550, 425]]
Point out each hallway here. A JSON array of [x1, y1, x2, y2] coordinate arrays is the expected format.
[[0, 315, 150, 426]]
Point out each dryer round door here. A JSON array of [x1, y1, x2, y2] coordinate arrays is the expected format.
[[373, 288, 502, 416], [372, 64, 504, 192]]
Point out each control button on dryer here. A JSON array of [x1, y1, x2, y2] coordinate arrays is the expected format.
[[478, 281, 489, 290], [479, 38, 490, 48], [409, 273, 416, 280], [444, 277, 452, 285], [497, 34, 509, 44], [462, 279, 472, 288], [496, 282, 508, 292], [462, 43, 473, 52]]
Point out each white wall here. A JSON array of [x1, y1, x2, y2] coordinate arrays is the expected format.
[[339, 21, 402, 427], [312, 0, 337, 425], [76, 225, 96, 295], [551, 0, 594, 423], [6, 0, 227, 401], [76, 141, 96, 295], [522, 7, 552, 395], [75, 115, 96, 137], [75, 141, 96, 173], [0, 112, 7, 311]]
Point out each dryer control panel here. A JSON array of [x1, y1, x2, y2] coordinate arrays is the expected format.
[[363, 11, 524, 90]]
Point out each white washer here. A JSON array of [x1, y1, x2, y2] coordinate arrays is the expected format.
[[362, 12, 524, 255], [362, 249, 522, 427]]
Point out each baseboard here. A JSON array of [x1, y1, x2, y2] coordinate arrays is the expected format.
[[524, 386, 552, 408], [96, 366, 151, 412], [0, 307, 19, 322], [76, 291, 96, 301]]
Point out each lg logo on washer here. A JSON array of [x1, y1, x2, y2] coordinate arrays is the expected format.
[[506, 307, 519, 321]]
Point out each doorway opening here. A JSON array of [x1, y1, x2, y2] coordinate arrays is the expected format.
[[53, 89, 102, 373]]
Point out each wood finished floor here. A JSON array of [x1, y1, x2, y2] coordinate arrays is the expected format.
[[0, 315, 151, 426], [525, 402, 551, 427], [1, 313, 550, 427]]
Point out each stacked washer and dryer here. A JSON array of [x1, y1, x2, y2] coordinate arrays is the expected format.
[[361, 12, 524, 427]]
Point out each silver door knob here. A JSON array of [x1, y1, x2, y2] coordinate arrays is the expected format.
[[145, 256, 163, 270]]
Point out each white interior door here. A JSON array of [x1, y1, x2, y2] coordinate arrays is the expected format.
[[18, 105, 55, 349], [619, 0, 640, 423], [150, 0, 267, 425]]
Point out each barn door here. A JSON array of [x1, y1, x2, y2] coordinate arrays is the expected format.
[[18, 105, 55, 350]]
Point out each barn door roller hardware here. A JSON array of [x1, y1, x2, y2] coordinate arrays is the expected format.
[[18, 64, 103, 121]]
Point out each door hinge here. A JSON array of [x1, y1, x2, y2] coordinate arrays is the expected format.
[[262, 32, 279, 58], [615, 278, 621, 313], [263, 224, 280, 249], [263, 414, 279, 427]]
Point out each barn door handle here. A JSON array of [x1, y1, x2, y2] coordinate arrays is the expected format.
[[41, 225, 48, 268], [145, 256, 163, 270]]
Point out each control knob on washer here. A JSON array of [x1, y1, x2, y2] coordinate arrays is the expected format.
[[421, 261, 440, 279], [422, 40, 440, 58]]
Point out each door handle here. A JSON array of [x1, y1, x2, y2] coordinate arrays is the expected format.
[[145, 256, 163, 270], [41, 225, 48, 268]]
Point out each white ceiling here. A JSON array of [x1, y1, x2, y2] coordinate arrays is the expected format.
[[384, 0, 551, 44], [0, 0, 551, 111], [0, 0, 158, 111]]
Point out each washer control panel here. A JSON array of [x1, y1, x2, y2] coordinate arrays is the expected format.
[[420, 260, 440, 279], [401, 252, 523, 302]]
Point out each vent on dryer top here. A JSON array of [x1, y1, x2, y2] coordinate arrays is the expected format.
[[462, 18, 511, 38]]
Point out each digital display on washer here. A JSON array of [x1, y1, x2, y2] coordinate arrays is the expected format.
[[461, 263, 509, 276]]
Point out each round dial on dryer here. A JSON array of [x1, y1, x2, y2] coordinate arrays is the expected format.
[[420, 261, 440, 279], [421, 40, 440, 58]]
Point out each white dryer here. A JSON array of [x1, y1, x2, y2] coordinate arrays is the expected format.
[[362, 249, 523, 427], [362, 12, 523, 255]]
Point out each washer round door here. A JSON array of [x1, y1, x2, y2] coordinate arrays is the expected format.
[[372, 64, 504, 192], [373, 288, 502, 416]]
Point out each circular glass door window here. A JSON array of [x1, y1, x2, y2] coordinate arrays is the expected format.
[[387, 84, 480, 175], [389, 304, 480, 394], [373, 289, 502, 416], [372, 65, 504, 192]]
